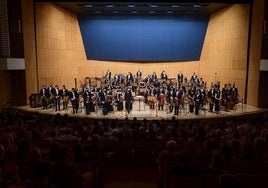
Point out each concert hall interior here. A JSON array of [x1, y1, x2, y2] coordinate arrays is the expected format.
[[1, 0, 268, 188]]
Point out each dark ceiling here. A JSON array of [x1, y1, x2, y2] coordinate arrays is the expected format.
[[45, 1, 251, 17]]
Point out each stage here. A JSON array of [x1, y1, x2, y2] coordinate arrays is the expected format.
[[14, 99, 268, 121]]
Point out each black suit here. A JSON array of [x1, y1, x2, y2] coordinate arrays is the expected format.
[[40, 87, 48, 109], [125, 90, 133, 114], [70, 90, 79, 114]]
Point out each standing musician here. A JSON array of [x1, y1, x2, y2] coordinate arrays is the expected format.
[[83, 87, 92, 115], [157, 86, 165, 111], [53, 85, 61, 111], [136, 70, 142, 79], [61, 85, 69, 110], [47, 84, 55, 108], [161, 71, 168, 82], [188, 87, 195, 113], [214, 88, 221, 114], [178, 70, 183, 84], [116, 89, 124, 111], [167, 87, 175, 113], [70, 88, 79, 114], [40, 85, 48, 110], [207, 85, 216, 112], [124, 88, 133, 114], [194, 89, 202, 115]]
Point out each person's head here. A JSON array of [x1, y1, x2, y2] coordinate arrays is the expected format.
[[166, 140, 177, 152]]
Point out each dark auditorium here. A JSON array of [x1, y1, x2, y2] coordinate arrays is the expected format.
[[1, 0, 268, 188]]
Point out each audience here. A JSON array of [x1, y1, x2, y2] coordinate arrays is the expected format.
[[0, 107, 268, 187]]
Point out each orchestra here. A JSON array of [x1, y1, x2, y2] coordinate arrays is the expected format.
[[37, 70, 240, 116]]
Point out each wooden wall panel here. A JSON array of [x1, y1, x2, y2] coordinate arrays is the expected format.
[[199, 4, 249, 103]]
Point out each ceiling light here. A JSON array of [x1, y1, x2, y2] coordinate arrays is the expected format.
[[106, 4, 114, 8], [171, 4, 180, 8], [193, 4, 201, 8], [131, 11, 137, 14], [84, 4, 92, 8], [128, 5, 135, 8], [167, 11, 173, 14], [150, 4, 158, 8], [149, 11, 155, 14], [94, 11, 101, 14]]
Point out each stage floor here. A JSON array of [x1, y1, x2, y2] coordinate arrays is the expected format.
[[14, 100, 268, 121]]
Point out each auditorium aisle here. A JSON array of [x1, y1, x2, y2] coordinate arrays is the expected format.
[[102, 166, 158, 188]]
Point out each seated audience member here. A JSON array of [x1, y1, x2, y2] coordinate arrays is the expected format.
[[157, 140, 180, 167]]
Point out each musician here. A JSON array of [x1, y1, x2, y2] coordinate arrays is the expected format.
[[174, 97, 180, 116], [124, 88, 133, 114], [178, 71, 183, 84], [105, 69, 111, 82], [167, 87, 175, 113], [188, 87, 195, 113], [136, 70, 142, 78], [207, 86, 216, 112], [200, 86, 207, 108], [47, 83, 55, 108], [126, 72, 133, 83], [231, 83, 239, 104], [116, 89, 124, 111], [83, 87, 92, 115], [151, 72, 157, 82], [40, 85, 48, 110], [104, 90, 113, 115], [161, 71, 168, 81], [194, 89, 202, 115], [61, 85, 69, 110], [190, 72, 198, 84], [53, 85, 61, 111], [70, 88, 79, 114], [214, 89, 221, 114]]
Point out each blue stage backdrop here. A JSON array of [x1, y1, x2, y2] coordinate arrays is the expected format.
[[78, 16, 209, 61]]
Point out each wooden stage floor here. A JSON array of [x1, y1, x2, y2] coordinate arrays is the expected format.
[[15, 100, 268, 121]]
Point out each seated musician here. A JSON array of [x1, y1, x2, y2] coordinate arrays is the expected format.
[[40, 85, 48, 110], [70, 88, 79, 114]]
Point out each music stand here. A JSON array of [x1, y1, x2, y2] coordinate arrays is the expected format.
[[135, 95, 144, 111]]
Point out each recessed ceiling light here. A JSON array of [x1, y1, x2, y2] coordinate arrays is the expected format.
[[128, 5, 135, 8], [171, 4, 180, 8], [113, 11, 119, 14], [131, 11, 137, 14], [94, 11, 101, 14], [149, 11, 155, 14], [167, 11, 173, 14], [106, 4, 114, 8], [193, 4, 201, 8], [150, 4, 158, 8], [84, 4, 92, 8]]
